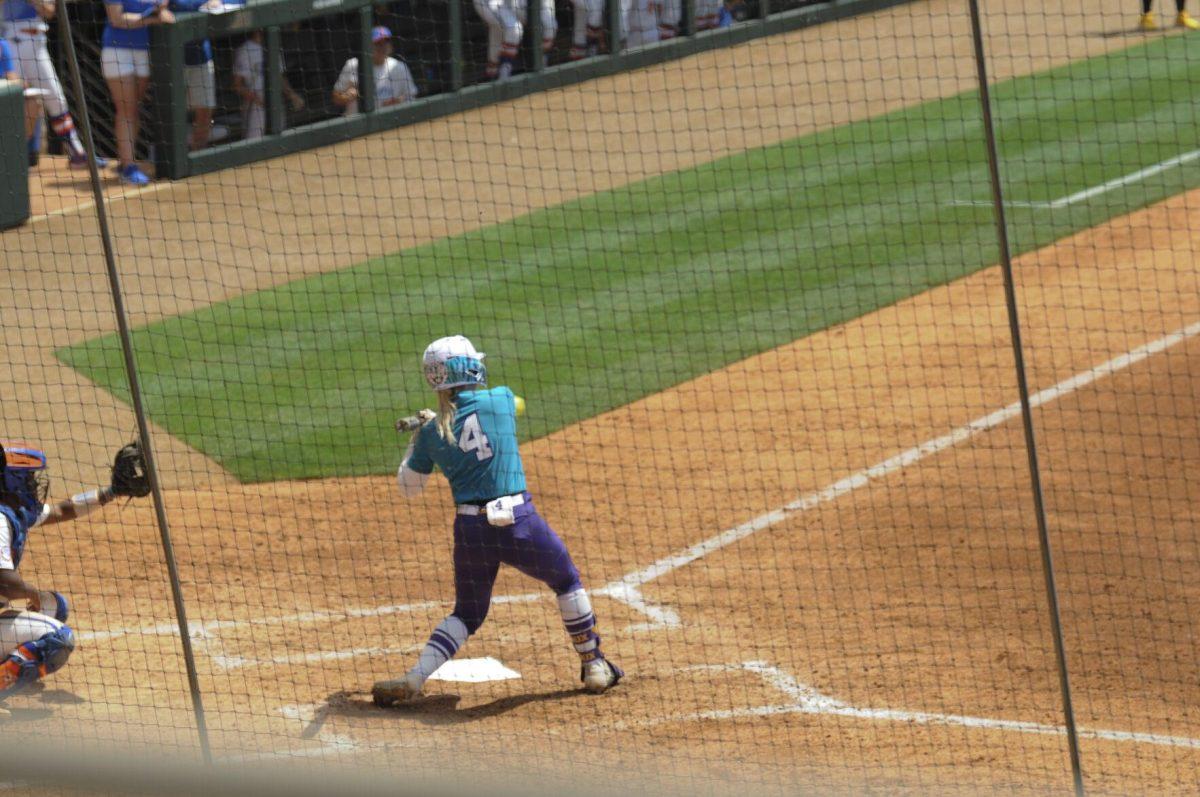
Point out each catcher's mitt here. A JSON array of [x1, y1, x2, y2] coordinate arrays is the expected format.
[[110, 441, 151, 498]]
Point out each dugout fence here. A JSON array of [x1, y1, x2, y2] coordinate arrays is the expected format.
[[4, 0, 1200, 792]]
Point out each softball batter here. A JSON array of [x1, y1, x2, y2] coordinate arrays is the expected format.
[[373, 336, 622, 705]]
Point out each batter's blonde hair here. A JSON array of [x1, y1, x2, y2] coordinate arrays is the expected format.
[[435, 390, 457, 440]]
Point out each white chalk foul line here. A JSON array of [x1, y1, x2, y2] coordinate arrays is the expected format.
[[25, 180, 176, 226], [1048, 148, 1200, 208], [607, 318, 1200, 594], [614, 662, 1200, 751], [950, 147, 1200, 210]]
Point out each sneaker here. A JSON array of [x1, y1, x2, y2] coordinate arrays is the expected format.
[[0, 705, 9, 719], [118, 163, 151, 186], [581, 657, 623, 694], [69, 151, 108, 170], [372, 672, 422, 707], [1178, 10, 1200, 28]]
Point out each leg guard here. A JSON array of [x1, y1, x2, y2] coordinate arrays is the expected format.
[[0, 626, 74, 698], [49, 112, 75, 139], [0, 645, 41, 696], [50, 113, 86, 159], [558, 588, 602, 663]]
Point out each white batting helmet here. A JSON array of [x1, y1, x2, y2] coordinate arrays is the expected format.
[[422, 335, 487, 391]]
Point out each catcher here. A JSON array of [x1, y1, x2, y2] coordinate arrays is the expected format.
[[372, 336, 622, 706], [0, 441, 150, 717]]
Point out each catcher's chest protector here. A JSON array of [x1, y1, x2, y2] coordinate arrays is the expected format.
[[0, 503, 38, 569]]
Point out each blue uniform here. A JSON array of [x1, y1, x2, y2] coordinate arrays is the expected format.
[[0, 501, 41, 569], [0, 39, 13, 76], [102, 0, 160, 50], [407, 387, 526, 504]]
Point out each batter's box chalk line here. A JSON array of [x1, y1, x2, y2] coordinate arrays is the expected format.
[[611, 661, 1200, 751], [230, 658, 1200, 765]]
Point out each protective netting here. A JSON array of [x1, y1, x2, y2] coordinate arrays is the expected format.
[[2, 0, 1200, 792]]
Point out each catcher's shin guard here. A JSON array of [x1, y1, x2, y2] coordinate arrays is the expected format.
[[0, 625, 75, 697], [0, 644, 43, 696]]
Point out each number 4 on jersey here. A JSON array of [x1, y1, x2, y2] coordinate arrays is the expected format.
[[458, 413, 493, 461]]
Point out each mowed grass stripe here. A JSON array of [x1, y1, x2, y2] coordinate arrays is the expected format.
[[58, 34, 1200, 482]]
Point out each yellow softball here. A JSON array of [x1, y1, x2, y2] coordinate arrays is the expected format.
[[514, 395, 526, 417]]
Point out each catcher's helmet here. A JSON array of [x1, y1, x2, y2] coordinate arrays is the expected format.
[[422, 335, 487, 391], [0, 443, 48, 515]]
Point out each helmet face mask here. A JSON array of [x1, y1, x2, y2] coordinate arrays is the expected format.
[[422, 336, 487, 391], [0, 444, 48, 515]]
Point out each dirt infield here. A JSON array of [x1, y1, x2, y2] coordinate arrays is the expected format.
[[5, 0, 1200, 793], [7, 188, 1198, 793]]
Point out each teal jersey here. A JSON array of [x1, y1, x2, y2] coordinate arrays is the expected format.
[[407, 386, 527, 504]]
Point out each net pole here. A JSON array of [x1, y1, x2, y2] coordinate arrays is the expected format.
[[964, 0, 1085, 793], [56, 0, 214, 765]]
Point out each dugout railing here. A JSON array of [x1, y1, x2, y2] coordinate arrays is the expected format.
[[150, 0, 918, 180]]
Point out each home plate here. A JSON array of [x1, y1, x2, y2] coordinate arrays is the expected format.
[[428, 657, 521, 683]]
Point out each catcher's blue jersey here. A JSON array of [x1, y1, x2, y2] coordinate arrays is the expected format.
[[0, 501, 46, 570], [407, 386, 526, 504]]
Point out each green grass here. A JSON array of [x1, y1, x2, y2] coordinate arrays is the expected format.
[[58, 34, 1200, 482]]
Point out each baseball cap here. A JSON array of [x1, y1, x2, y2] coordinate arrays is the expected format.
[[371, 26, 392, 43]]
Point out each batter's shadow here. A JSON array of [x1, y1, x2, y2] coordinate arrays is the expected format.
[[318, 687, 586, 729]]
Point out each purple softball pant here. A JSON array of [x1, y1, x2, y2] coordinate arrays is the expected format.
[[451, 494, 583, 634]]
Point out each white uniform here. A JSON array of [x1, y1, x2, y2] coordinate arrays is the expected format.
[[332, 55, 417, 115], [568, 0, 603, 59], [2, 0, 93, 162], [474, 0, 556, 80], [0, 609, 65, 661], [623, 0, 661, 47], [695, 0, 720, 29], [2, 2, 63, 116], [232, 38, 285, 140], [0, 509, 63, 662], [658, 0, 680, 37]]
